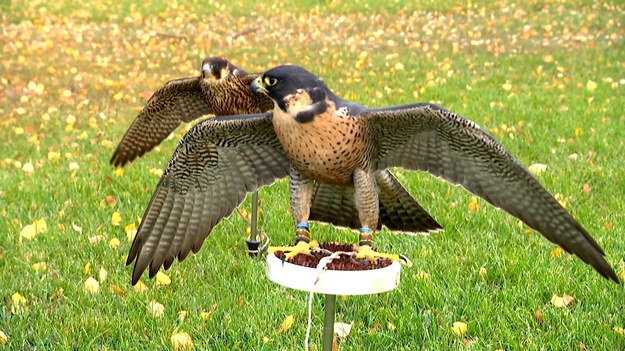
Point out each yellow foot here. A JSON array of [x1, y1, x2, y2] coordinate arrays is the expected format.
[[354, 245, 412, 267], [268, 240, 319, 261]]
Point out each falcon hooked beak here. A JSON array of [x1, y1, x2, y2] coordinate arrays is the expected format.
[[250, 77, 268, 94]]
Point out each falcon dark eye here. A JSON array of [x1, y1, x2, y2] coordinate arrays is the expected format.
[[210, 63, 220, 72], [264, 76, 278, 86]]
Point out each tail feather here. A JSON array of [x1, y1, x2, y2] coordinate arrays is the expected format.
[[309, 170, 441, 233]]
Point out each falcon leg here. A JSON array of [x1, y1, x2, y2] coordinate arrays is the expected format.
[[268, 169, 319, 259], [245, 191, 262, 257], [352, 168, 410, 265]]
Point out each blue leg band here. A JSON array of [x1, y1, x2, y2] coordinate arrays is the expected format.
[[297, 221, 309, 231]]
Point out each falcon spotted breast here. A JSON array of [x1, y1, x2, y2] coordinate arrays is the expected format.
[[126, 64, 619, 285]]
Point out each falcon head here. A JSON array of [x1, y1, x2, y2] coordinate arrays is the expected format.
[[250, 65, 331, 119], [201, 57, 241, 81]]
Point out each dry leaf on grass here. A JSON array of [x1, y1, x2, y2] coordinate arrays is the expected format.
[[551, 294, 574, 308], [334, 322, 353, 339], [451, 321, 468, 336], [171, 331, 193, 350], [155, 271, 171, 286], [84, 277, 100, 294], [111, 211, 122, 226], [278, 314, 295, 334], [149, 300, 165, 317]]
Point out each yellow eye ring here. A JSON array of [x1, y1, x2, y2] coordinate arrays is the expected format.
[[263, 76, 278, 86]]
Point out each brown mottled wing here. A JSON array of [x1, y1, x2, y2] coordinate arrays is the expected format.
[[111, 77, 212, 167], [310, 170, 441, 233], [126, 112, 290, 285], [364, 102, 618, 282]]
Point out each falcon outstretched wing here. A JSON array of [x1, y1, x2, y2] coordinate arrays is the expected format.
[[126, 112, 290, 284], [111, 77, 212, 167], [364, 102, 618, 282]]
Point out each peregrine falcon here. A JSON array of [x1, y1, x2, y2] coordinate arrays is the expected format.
[[110, 57, 274, 167], [113, 57, 440, 262], [126, 64, 619, 284]]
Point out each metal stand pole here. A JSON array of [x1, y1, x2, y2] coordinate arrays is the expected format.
[[245, 191, 261, 257], [322, 294, 336, 351]]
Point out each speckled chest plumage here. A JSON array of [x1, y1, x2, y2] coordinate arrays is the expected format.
[[272, 94, 368, 185]]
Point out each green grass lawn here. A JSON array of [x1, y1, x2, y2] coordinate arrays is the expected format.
[[1, 0, 624, 349]]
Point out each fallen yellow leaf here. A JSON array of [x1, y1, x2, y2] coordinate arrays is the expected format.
[[149, 168, 163, 176], [586, 80, 597, 92], [109, 238, 121, 249], [467, 196, 480, 212], [47, 151, 61, 161], [68, 161, 79, 171], [22, 162, 34, 175], [278, 315, 295, 334], [171, 331, 193, 351], [451, 321, 468, 336], [11, 292, 27, 314], [84, 277, 100, 294], [178, 310, 188, 322], [111, 212, 122, 226], [149, 300, 165, 317], [124, 223, 136, 233], [528, 163, 548, 175], [155, 271, 171, 286], [89, 235, 103, 244], [32, 262, 48, 272], [534, 310, 543, 323], [334, 322, 353, 339], [125, 223, 137, 241], [72, 223, 83, 233], [98, 267, 108, 283], [573, 127, 583, 137], [614, 326, 624, 335], [549, 247, 563, 258], [19, 224, 37, 241], [109, 284, 126, 298], [0, 330, 7, 345], [133, 281, 148, 293], [34, 219, 47, 234], [368, 321, 381, 334], [551, 293, 574, 308]]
